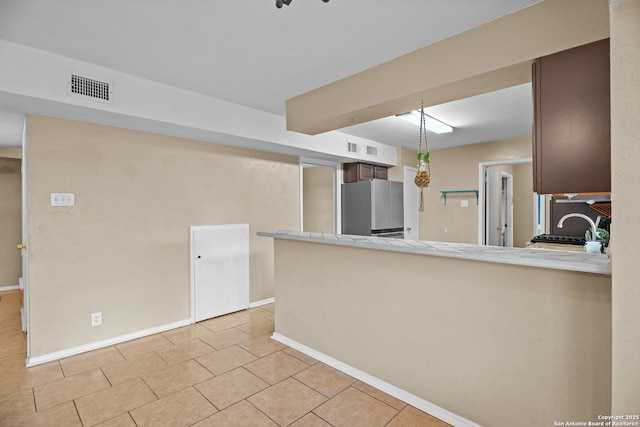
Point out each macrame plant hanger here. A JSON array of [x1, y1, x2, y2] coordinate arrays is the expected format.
[[414, 103, 431, 212]]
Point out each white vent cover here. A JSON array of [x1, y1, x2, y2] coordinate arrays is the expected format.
[[346, 142, 359, 153], [67, 73, 113, 104], [366, 146, 378, 156]]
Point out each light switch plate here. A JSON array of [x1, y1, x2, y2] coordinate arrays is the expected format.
[[51, 193, 75, 207], [461, 200, 469, 208]]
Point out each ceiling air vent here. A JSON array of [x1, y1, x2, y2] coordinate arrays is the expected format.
[[346, 141, 359, 154], [366, 146, 378, 157], [67, 73, 113, 104]]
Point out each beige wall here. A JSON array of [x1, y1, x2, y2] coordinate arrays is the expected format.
[[513, 162, 534, 248], [421, 137, 531, 243], [287, 0, 609, 134], [0, 158, 22, 287], [0, 147, 21, 159], [387, 146, 417, 182], [273, 239, 611, 427], [610, 0, 640, 413], [389, 143, 533, 246], [26, 114, 299, 357], [302, 165, 334, 234]]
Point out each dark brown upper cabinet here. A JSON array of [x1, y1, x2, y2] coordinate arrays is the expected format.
[[343, 162, 388, 183], [532, 38, 611, 194]]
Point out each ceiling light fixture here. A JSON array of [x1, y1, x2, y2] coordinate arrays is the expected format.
[[276, 0, 329, 8], [397, 110, 453, 134]]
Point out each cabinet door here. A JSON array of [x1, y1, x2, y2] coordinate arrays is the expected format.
[[532, 61, 541, 193], [533, 38, 610, 194], [359, 163, 375, 180], [343, 163, 358, 183], [374, 165, 388, 180], [344, 163, 388, 182]]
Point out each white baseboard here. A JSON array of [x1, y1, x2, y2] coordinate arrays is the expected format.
[[271, 333, 480, 427], [0, 285, 20, 291], [26, 301, 275, 367], [27, 318, 192, 367], [249, 297, 275, 308]]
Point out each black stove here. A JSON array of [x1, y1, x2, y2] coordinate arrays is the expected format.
[[530, 234, 586, 246]]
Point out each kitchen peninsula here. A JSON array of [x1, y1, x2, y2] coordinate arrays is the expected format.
[[258, 231, 611, 427]]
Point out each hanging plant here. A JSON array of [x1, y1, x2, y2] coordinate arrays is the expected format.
[[414, 104, 431, 211], [416, 151, 430, 164]]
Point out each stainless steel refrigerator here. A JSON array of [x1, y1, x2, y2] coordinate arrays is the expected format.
[[341, 179, 404, 237]]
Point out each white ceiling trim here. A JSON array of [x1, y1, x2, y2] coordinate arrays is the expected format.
[[0, 40, 397, 164]]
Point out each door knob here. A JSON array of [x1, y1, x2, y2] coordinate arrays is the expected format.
[[17, 244, 26, 250], [406, 227, 412, 231]]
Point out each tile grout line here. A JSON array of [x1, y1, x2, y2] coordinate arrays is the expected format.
[[2, 304, 445, 426], [312, 411, 335, 427], [243, 398, 284, 427], [288, 376, 332, 424], [71, 399, 83, 427], [190, 347, 317, 425]]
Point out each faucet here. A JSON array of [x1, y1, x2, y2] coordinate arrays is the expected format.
[[557, 213, 598, 241]]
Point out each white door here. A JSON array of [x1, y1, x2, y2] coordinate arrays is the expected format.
[[486, 167, 501, 246], [403, 166, 419, 240], [501, 172, 514, 247], [192, 224, 249, 322]]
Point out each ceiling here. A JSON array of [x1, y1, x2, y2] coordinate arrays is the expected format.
[[0, 0, 538, 152]]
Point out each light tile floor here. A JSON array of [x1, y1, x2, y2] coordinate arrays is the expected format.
[[0, 290, 450, 426]]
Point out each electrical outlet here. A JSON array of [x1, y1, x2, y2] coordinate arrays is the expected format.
[[51, 193, 75, 206], [91, 312, 102, 327], [461, 200, 469, 208]]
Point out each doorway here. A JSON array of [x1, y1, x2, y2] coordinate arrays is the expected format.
[[500, 173, 513, 247], [485, 168, 513, 246], [478, 158, 541, 248], [0, 156, 22, 292]]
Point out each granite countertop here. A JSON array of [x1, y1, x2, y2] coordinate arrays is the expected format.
[[257, 231, 611, 276]]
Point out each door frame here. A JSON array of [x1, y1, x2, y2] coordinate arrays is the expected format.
[[485, 170, 514, 246], [478, 157, 532, 245], [533, 193, 548, 238], [485, 166, 502, 246], [21, 118, 30, 358], [299, 157, 341, 233]]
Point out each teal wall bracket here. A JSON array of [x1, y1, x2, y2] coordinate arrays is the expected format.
[[440, 190, 479, 206]]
